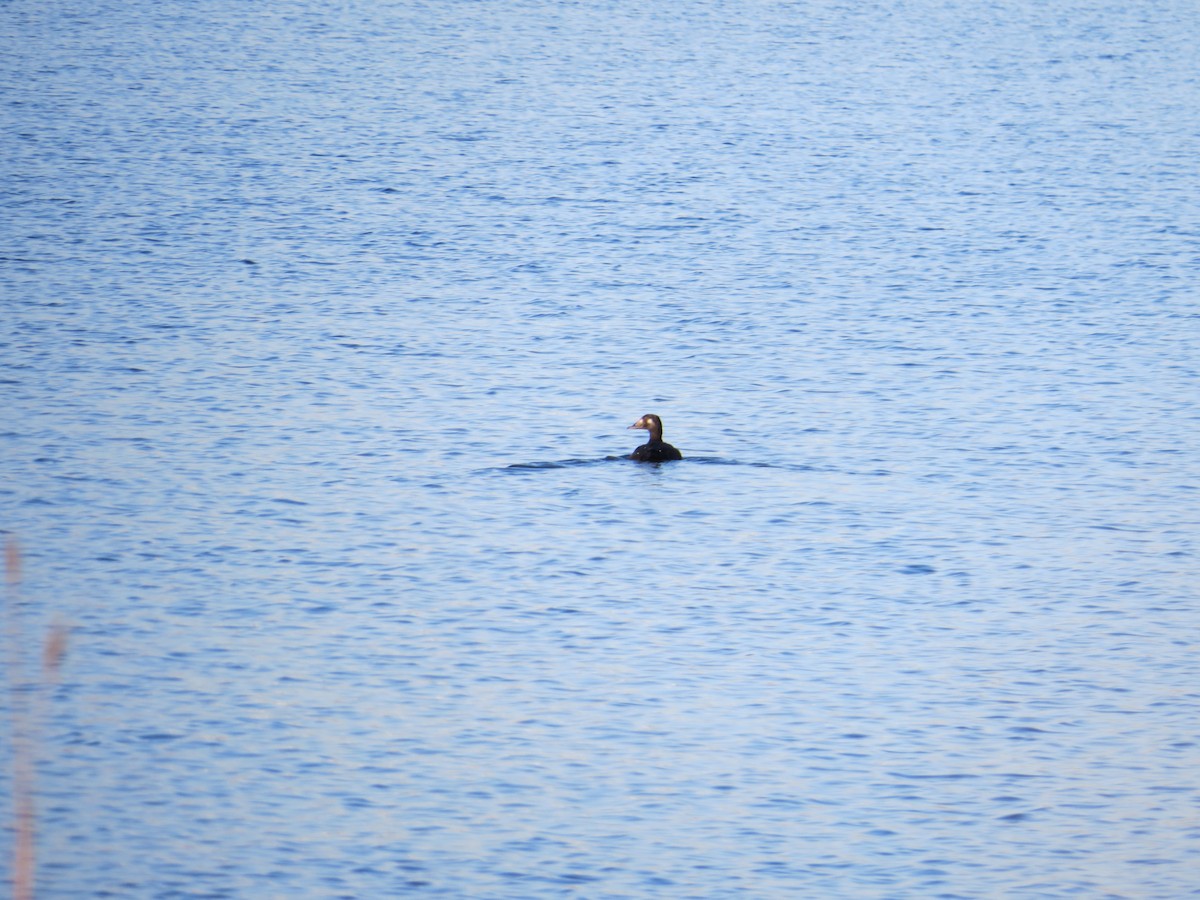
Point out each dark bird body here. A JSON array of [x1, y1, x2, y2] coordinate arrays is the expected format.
[[628, 414, 683, 462]]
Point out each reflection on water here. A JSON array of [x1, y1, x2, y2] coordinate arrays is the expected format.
[[3, 0, 1199, 896]]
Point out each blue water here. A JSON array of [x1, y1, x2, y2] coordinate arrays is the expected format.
[[4, 0, 1200, 896]]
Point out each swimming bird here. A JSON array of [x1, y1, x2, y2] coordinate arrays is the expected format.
[[628, 414, 683, 462]]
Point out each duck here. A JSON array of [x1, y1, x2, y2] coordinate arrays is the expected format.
[[628, 414, 683, 462]]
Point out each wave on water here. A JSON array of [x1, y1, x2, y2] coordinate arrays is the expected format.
[[493, 457, 818, 472]]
